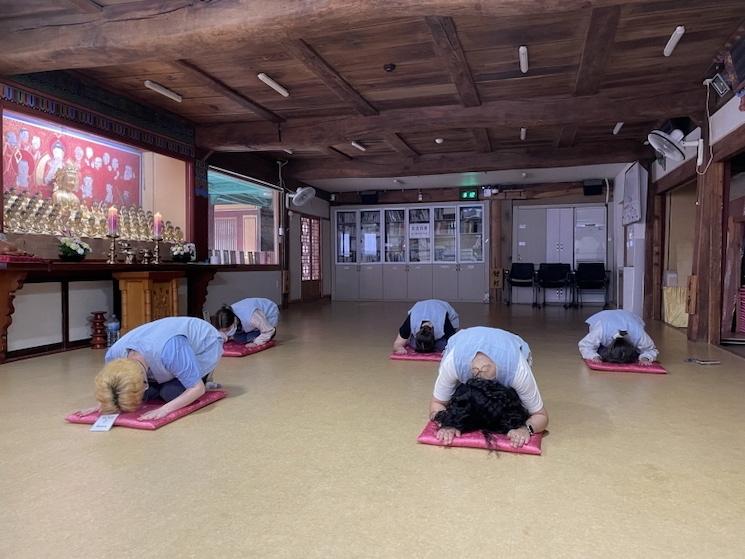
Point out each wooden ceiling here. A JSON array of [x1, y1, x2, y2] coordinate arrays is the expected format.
[[1, 0, 743, 182]]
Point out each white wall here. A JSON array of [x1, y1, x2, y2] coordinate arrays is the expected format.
[[613, 163, 648, 315], [652, 94, 745, 183], [7, 283, 64, 350], [204, 271, 282, 312], [68, 281, 115, 341]]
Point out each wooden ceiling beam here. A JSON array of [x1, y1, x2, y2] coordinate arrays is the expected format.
[[0, 0, 660, 74], [283, 38, 377, 116], [172, 60, 283, 123], [288, 142, 653, 180], [196, 90, 704, 151], [425, 16, 480, 107], [471, 128, 492, 152], [384, 133, 419, 157], [574, 6, 621, 96], [66, 0, 103, 14], [326, 147, 353, 160], [555, 125, 578, 148]]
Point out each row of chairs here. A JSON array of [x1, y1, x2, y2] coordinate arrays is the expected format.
[[504, 262, 609, 309]]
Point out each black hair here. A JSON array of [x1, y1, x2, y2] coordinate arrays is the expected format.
[[414, 323, 436, 353], [433, 378, 530, 447], [598, 334, 640, 364], [215, 304, 238, 330]]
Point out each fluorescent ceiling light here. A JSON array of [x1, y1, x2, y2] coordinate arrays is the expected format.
[[283, 148, 294, 155], [351, 141, 367, 152], [257, 72, 290, 97], [663, 26, 685, 57], [518, 46, 529, 74], [613, 122, 624, 135], [520, 127, 527, 141], [144, 80, 182, 103]]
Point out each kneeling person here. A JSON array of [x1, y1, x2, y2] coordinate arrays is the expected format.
[[216, 297, 279, 347], [392, 299, 459, 354], [578, 309, 658, 365], [77, 316, 224, 420]]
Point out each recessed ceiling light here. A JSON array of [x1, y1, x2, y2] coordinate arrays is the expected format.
[[435, 138, 445, 144], [257, 72, 290, 97], [384, 63, 397, 72], [283, 148, 294, 155], [663, 26, 685, 57], [518, 46, 529, 74], [351, 141, 367, 152]]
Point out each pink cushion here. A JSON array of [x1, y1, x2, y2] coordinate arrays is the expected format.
[[389, 347, 443, 362], [222, 340, 276, 357], [584, 358, 667, 374], [416, 421, 543, 455], [65, 390, 227, 430]]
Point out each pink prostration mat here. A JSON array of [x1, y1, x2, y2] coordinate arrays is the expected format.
[[65, 390, 227, 430], [222, 340, 276, 357], [389, 347, 443, 362], [416, 421, 543, 455], [583, 358, 667, 374]]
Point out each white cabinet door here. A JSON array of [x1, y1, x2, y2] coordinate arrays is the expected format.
[[458, 263, 486, 302], [514, 207, 547, 264], [334, 265, 359, 300], [359, 264, 382, 300], [574, 206, 607, 266], [407, 264, 433, 300], [383, 265, 408, 300], [546, 207, 573, 263], [433, 264, 458, 301]]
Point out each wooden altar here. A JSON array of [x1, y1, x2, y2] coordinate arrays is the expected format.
[[0, 261, 279, 362]]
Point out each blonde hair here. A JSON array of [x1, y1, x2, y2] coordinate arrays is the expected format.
[[95, 359, 146, 413]]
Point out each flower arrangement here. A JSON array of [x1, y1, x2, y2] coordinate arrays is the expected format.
[[170, 242, 196, 263], [58, 235, 91, 261]]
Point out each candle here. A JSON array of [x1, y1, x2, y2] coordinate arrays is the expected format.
[[153, 212, 163, 238], [107, 207, 118, 236]]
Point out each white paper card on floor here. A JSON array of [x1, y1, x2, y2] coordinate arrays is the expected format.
[[90, 414, 119, 432]]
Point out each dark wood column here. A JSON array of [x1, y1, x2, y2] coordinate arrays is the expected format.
[[0, 271, 28, 362], [489, 199, 503, 303], [644, 188, 665, 321], [688, 161, 728, 343]]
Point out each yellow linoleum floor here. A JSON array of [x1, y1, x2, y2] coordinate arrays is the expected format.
[[1, 302, 744, 559]]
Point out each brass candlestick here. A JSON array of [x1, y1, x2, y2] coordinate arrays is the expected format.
[[106, 234, 119, 264], [152, 236, 162, 264]]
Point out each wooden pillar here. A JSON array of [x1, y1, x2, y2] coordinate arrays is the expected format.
[[489, 199, 503, 303], [688, 161, 727, 343], [644, 188, 665, 321], [721, 206, 744, 335]]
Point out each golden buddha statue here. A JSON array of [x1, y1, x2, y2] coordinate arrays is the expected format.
[[52, 162, 81, 208]]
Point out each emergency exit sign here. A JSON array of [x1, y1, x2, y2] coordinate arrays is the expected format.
[[460, 188, 478, 200]]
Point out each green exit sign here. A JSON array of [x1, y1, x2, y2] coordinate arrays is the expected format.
[[460, 188, 478, 200]]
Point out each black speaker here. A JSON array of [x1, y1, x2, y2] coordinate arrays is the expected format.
[[582, 180, 603, 196]]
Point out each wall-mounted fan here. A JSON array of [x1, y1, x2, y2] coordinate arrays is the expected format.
[[277, 160, 316, 207], [290, 186, 316, 207], [647, 129, 704, 165]]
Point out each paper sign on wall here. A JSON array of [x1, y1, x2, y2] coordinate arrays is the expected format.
[[409, 223, 430, 239]]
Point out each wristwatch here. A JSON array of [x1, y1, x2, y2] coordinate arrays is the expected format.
[[525, 422, 534, 435]]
